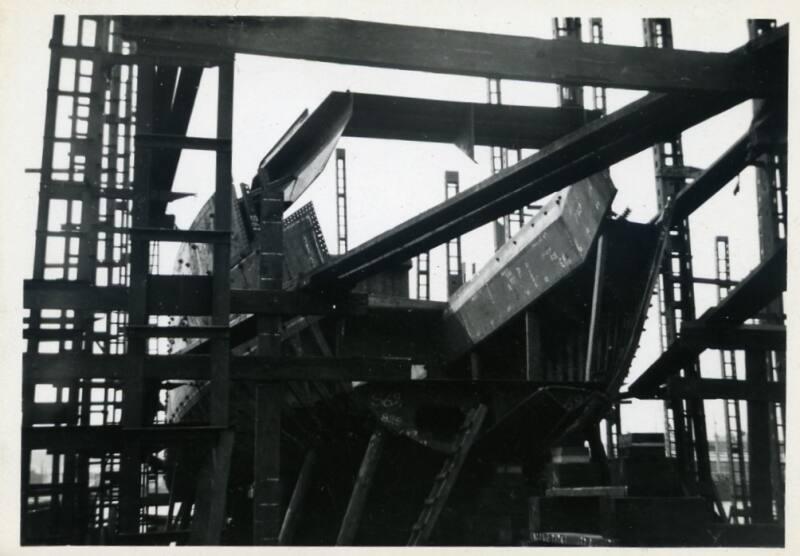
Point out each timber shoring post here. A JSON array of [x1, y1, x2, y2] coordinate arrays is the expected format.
[[189, 431, 236, 544], [336, 429, 386, 545], [279, 450, 317, 545], [584, 235, 606, 382]]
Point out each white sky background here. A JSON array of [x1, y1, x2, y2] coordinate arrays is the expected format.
[[0, 1, 798, 550]]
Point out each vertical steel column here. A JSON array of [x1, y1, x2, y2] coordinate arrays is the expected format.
[[120, 59, 156, 535], [253, 162, 285, 543], [588, 19, 607, 114], [643, 18, 714, 496], [748, 18, 785, 524], [444, 171, 463, 296], [69, 17, 111, 541], [552, 18, 584, 108], [211, 59, 234, 428], [335, 148, 348, 254], [189, 55, 236, 546], [745, 349, 774, 522], [487, 78, 510, 249]]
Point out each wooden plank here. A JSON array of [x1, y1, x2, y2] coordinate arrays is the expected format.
[[336, 429, 385, 545], [118, 17, 784, 96]]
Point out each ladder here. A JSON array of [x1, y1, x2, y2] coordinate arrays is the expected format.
[[335, 148, 348, 254], [22, 16, 235, 544], [416, 251, 431, 300], [767, 349, 785, 521], [487, 78, 512, 249], [644, 19, 715, 495], [715, 236, 750, 523], [407, 404, 488, 546], [444, 171, 464, 296]]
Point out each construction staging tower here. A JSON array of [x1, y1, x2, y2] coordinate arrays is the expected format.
[[20, 15, 787, 547]]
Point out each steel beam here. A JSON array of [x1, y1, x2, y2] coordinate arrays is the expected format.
[[118, 17, 783, 96], [665, 377, 785, 403], [24, 425, 225, 451], [666, 107, 783, 223], [680, 322, 786, 351], [23, 353, 412, 382], [296, 64, 784, 290], [746, 350, 774, 522], [343, 92, 601, 149], [628, 241, 786, 395], [668, 134, 757, 222], [24, 278, 368, 316]]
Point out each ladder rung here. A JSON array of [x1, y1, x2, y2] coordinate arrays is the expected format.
[[129, 227, 230, 244], [135, 133, 231, 152]]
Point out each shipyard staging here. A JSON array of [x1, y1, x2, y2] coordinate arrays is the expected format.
[[20, 15, 787, 547]]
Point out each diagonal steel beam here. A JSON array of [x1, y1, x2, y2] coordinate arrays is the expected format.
[[628, 241, 787, 396], [297, 90, 747, 291]]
